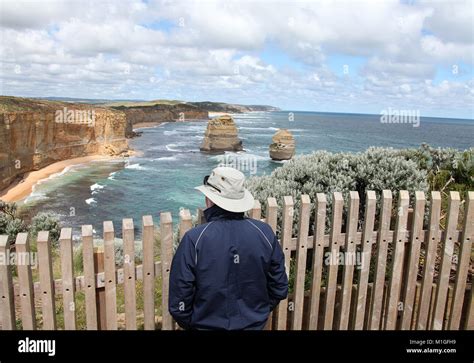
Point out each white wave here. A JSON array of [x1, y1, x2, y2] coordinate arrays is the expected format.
[[239, 126, 278, 131], [108, 171, 117, 180], [125, 163, 149, 171], [153, 156, 178, 161], [85, 198, 97, 205], [164, 130, 180, 136], [90, 183, 104, 194]]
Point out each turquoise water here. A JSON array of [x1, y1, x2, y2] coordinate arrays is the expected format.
[[20, 111, 474, 236]]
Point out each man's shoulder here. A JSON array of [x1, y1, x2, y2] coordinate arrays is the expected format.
[[182, 221, 215, 244], [244, 218, 276, 239]]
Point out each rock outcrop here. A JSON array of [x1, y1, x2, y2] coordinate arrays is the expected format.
[[200, 115, 243, 152], [269, 129, 295, 160], [0, 97, 129, 191]]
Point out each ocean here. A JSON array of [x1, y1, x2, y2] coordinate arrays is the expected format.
[[19, 111, 474, 237]]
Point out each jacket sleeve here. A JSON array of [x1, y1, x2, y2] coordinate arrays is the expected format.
[[267, 235, 289, 311], [168, 232, 196, 329]]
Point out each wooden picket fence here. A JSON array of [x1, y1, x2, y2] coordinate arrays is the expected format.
[[0, 190, 472, 330]]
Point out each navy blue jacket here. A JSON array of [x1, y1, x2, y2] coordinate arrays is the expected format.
[[169, 204, 288, 330]]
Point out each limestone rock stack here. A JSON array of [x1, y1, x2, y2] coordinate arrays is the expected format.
[[200, 115, 243, 152], [269, 129, 295, 160]]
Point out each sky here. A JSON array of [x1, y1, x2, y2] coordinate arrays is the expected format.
[[0, 0, 473, 119]]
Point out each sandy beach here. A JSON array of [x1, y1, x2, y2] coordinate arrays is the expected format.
[[0, 155, 113, 203]]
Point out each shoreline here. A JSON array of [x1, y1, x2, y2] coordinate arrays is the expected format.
[[0, 155, 115, 203]]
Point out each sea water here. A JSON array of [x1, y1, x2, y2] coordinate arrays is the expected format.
[[18, 111, 474, 236]]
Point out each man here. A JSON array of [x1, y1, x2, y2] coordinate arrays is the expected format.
[[169, 166, 288, 330]]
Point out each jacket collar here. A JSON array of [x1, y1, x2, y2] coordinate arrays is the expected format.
[[203, 204, 245, 222]]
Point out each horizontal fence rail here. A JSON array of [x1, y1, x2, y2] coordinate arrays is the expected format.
[[0, 190, 472, 330]]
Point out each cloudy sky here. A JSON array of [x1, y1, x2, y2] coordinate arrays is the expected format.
[[0, 0, 473, 118]]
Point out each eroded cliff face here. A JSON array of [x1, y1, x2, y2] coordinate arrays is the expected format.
[[116, 104, 208, 136], [269, 128, 295, 160], [0, 107, 128, 190]]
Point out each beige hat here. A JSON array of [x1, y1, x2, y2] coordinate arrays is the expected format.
[[195, 167, 255, 213]]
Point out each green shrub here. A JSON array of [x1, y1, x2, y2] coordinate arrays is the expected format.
[[30, 212, 61, 245], [246, 147, 429, 235]]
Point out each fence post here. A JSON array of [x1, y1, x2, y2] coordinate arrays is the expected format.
[[93, 247, 106, 330], [16, 233, 36, 330], [432, 191, 460, 330], [0, 235, 16, 330], [160, 212, 174, 330], [37, 231, 56, 330], [417, 192, 441, 329]]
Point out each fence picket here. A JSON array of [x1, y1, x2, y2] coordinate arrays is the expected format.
[[401, 192, 426, 329], [0, 235, 15, 330], [37, 231, 56, 330], [308, 193, 327, 330], [59, 228, 75, 330], [417, 192, 441, 329], [179, 209, 193, 240], [15, 233, 36, 330], [432, 192, 460, 330], [123, 219, 136, 330], [370, 190, 393, 330], [385, 190, 410, 330], [276, 196, 294, 330], [103, 221, 117, 330], [323, 192, 344, 330], [338, 191, 360, 330], [249, 200, 262, 219], [142, 215, 155, 330], [82, 225, 97, 330], [354, 191, 376, 330], [265, 197, 278, 330], [291, 195, 311, 330], [448, 191, 473, 329], [160, 212, 174, 330]]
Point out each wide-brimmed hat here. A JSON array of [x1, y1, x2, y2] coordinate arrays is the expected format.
[[195, 167, 255, 213]]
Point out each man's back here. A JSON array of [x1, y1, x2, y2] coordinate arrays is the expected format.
[[169, 205, 288, 330]]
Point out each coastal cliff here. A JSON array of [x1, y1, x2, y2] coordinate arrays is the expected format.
[[0, 97, 129, 191], [112, 103, 208, 137]]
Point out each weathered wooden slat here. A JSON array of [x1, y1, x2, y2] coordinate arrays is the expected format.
[[275, 196, 293, 330], [160, 212, 174, 330], [385, 190, 410, 330], [249, 200, 262, 220], [431, 191, 460, 330], [323, 192, 343, 330], [448, 191, 473, 329], [465, 285, 474, 330], [401, 191, 426, 329], [15, 233, 36, 330], [291, 195, 311, 330], [369, 190, 392, 330], [82, 225, 97, 330], [37, 231, 56, 330], [308, 193, 327, 330], [417, 192, 441, 330], [354, 190, 376, 330], [123, 218, 136, 330], [264, 197, 278, 330], [59, 228, 75, 330], [197, 208, 206, 225], [179, 209, 193, 240], [338, 191, 360, 330], [103, 221, 117, 330], [142, 215, 155, 330], [0, 235, 16, 330]]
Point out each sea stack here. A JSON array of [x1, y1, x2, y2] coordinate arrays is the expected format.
[[200, 114, 243, 152], [269, 129, 295, 160]]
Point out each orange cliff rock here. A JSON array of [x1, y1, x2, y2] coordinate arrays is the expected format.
[[200, 114, 243, 152], [0, 98, 130, 191], [269, 128, 295, 160]]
